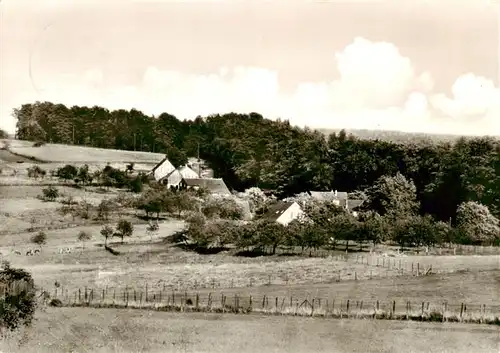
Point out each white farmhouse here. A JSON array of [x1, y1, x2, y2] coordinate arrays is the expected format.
[[150, 157, 176, 182], [262, 201, 305, 226]]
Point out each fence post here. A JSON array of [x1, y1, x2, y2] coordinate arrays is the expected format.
[[134, 290, 137, 303], [417, 263, 420, 276], [262, 295, 266, 309], [460, 303, 464, 322], [421, 302, 425, 317], [275, 297, 278, 311], [392, 301, 396, 317], [113, 288, 116, 304], [145, 283, 148, 303], [311, 298, 315, 316], [102, 288, 105, 303], [376, 300, 379, 311], [208, 293, 212, 309], [195, 293, 199, 309], [249, 295, 252, 310], [78, 288, 81, 302], [346, 299, 350, 317]]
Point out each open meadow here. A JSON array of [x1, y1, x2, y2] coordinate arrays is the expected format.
[[1, 307, 498, 353]]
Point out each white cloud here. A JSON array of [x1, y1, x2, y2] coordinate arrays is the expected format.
[[1, 37, 498, 136]]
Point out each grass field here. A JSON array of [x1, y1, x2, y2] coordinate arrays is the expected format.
[[1, 307, 498, 353]]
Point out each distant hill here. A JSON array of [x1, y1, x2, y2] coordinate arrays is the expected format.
[[315, 128, 500, 143]]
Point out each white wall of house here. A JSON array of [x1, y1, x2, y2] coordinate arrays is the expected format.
[[276, 202, 304, 226], [165, 169, 183, 186], [153, 159, 175, 181]]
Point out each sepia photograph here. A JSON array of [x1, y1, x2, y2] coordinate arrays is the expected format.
[[0, 0, 499, 352]]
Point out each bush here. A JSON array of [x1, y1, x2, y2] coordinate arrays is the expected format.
[[56, 164, 78, 181], [129, 174, 143, 193], [41, 185, 59, 201], [30, 231, 47, 249], [27, 166, 46, 179], [0, 262, 36, 334], [32, 141, 46, 147]]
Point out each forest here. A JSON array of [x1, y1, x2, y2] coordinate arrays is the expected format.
[[11, 101, 500, 227]]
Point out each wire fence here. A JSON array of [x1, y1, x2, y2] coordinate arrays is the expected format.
[[42, 286, 500, 325]]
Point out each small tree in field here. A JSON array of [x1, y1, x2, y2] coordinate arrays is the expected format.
[[100, 225, 114, 247], [42, 185, 59, 201], [97, 199, 112, 220], [115, 220, 133, 244], [30, 231, 47, 250], [77, 230, 92, 250], [146, 222, 159, 242]]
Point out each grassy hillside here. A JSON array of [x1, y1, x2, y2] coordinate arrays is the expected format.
[[1, 139, 166, 164]]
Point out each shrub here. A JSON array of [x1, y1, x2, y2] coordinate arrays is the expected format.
[[0, 262, 36, 334], [41, 185, 59, 201], [27, 166, 46, 179], [129, 174, 143, 193], [56, 165, 78, 182], [30, 231, 47, 249], [32, 141, 46, 147]]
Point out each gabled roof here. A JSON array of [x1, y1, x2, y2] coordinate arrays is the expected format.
[[182, 178, 231, 195], [261, 201, 296, 222], [178, 165, 200, 179], [150, 156, 176, 180], [308, 190, 348, 200], [347, 199, 365, 210]]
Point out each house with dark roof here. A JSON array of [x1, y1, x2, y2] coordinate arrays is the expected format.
[[261, 201, 305, 226], [179, 178, 231, 195]]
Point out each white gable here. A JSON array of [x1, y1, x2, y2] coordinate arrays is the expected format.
[[276, 202, 304, 226], [164, 169, 183, 186], [153, 159, 175, 181]]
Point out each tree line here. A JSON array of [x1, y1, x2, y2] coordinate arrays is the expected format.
[[12, 101, 500, 225]]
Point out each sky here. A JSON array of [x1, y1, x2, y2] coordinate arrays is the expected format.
[[1, 0, 499, 136]]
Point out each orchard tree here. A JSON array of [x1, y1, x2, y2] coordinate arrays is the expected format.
[[115, 219, 133, 244], [455, 201, 500, 244], [100, 225, 114, 247], [77, 230, 92, 250], [146, 222, 159, 242]]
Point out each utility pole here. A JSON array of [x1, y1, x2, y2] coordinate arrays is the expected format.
[[72, 125, 75, 145], [197, 141, 201, 177], [134, 133, 136, 151]]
